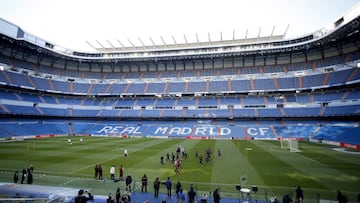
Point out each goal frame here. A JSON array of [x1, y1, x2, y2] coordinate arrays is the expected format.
[[280, 138, 301, 152]]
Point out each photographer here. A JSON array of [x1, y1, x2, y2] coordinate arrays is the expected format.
[[75, 189, 94, 203]]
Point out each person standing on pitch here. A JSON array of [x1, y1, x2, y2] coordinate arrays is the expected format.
[[119, 165, 124, 180], [153, 177, 161, 198], [125, 174, 132, 192], [188, 187, 197, 203], [94, 164, 99, 179], [213, 188, 221, 203], [110, 165, 115, 180], [21, 167, 27, 184], [98, 164, 103, 180], [175, 181, 182, 196], [141, 174, 148, 192], [13, 170, 19, 183], [27, 166, 33, 184], [124, 149, 128, 158], [295, 186, 304, 203], [166, 177, 172, 198], [115, 187, 121, 203]]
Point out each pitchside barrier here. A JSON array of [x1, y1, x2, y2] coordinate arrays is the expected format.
[[0, 177, 359, 203]]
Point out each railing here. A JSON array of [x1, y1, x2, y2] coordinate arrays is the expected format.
[[130, 181, 359, 203], [0, 171, 358, 203], [0, 197, 48, 202]]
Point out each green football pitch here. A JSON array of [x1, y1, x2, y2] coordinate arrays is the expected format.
[[0, 137, 359, 202]]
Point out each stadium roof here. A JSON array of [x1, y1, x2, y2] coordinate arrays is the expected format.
[[86, 25, 288, 52]]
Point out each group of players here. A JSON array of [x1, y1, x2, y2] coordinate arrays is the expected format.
[[161, 146, 222, 175]]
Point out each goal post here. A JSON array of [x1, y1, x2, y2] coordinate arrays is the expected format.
[[289, 140, 301, 152], [280, 138, 290, 149], [281, 138, 301, 152]]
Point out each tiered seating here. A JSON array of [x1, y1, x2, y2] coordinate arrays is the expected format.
[[345, 90, 360, 100], [146, 82, 165, 94], [232, 108, 255, 117], [1, 87, 358, 119], [327, 69, 354, 86], [187, 81, 206, 93], [41, 107, 68, 116], [220, 68, 238, 76], [231, 80, 251, 92], [120, 109, 141, 117], [89, 83, 109, 95], [1, 58, 359, 97], [313, 92, 343, 102], [0, 51, 359, 123], [277, 77, 298, 89], [302, 74, 325, 88], [283, 107, 321, 117], [136, 99, 154, 107], [161, 109, 182, 118], [52, 80, 70, 93], [208, 80, 228, 92], [107, 83, 127, 94], [220, 97, 240, 105], [312, 125, 360, 145], [72, 109, 100, 117], [72, 83, 90, 94], [31, 77, 53, 91], [5, 71, 33, 87], [295, 94, 311, 103], [262, 65, 284, 73], [177, 98, 196, 106], [253, 79, 277, 90], [240, 67, 260, 74], [3, 105, 40, 116], [273, 125, 318, 139], [242, 97, 265, 105], [286, 62, 312, 72], [257, 108, 282, 117], [323, 104, 360, 116], [198, 98, 218, 107], [141, 109, 161, 118], [155, 99, 175, 108], [126, 83, 146, 94], [141, 71, 159, 79]]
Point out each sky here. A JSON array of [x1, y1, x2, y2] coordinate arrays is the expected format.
[[0, 0, 359, 51]]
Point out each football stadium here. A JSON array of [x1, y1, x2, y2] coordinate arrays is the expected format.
[[0, 1, 360, 203]]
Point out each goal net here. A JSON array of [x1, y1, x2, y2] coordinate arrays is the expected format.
[[281, 139, 301, 152]]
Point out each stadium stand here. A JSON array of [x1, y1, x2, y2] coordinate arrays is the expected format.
[[0, 7, 359, 151]]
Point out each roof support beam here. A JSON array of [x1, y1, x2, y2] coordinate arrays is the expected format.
[[269, 26, 276, 41], [116, 39, 125, 48], [95, 40, 106, 49], [85, 40, 97, 50], [160, 37, 168, 47], [183, 35, 188, 44], [127, 38, 135, 48], [138, 38, 146, 47], [106, 40, 116, 49], [149, 37, 157, 48], [257, 27, 262, 42], [284, 24, 290, 37], [244, 29, 248, 43], [172, 35, 177, 45]]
